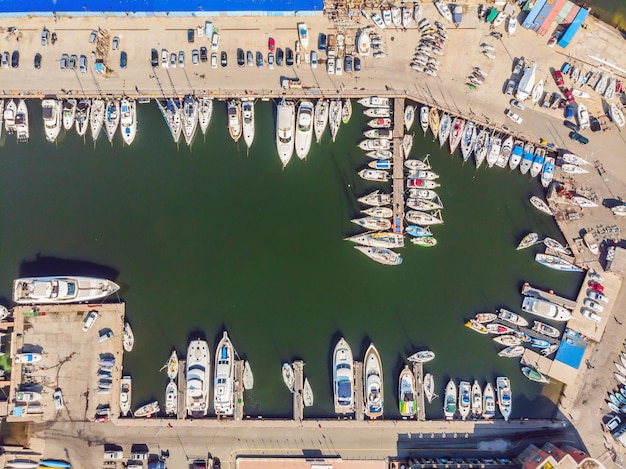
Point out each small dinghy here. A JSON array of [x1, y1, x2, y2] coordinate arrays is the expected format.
[[465, 319, 488, 334], [423, 373, 435, 403], [498, 308, 529, 327], [406, 225, 432, 238], [522, 366, 549, 383], [475, 313, 497, 323], [243, 361, 254, 390], [532, 320, 560, 338], [404, 105, 415, 131]]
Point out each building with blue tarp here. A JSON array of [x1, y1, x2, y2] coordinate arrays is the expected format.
[[557, 7, 589, 47]]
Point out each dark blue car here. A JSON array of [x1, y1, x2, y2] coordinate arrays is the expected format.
[[120, 51, 127, 69], [564, 104, 574, 119]]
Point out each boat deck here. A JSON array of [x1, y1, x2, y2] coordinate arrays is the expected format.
[[521, 283, 578, 310], [233, 359, 244, 421], [412, 362, 426, 421], [292, 360, 304, 422], [392, 98, 405, 234], [354, 360, 364, 421]]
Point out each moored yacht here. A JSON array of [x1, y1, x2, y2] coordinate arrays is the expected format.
[[198, 97, 213, 135], [444, 379, 457, 419], [486, 134, 501, 167], [182, 95, 198, 145], [458, 381, 471, 420], [4, 99, 17, 134], [165, 380, 177, 416], [295, 100, 314, 159], [448, 117, 465, 155], [62, 98, 77, 131], [213, 331, 235, 416], [474, 129, 488, 167], [345, 232, 404, 249], [120, 376, 132, 417], [42, 99, 62, 143], [186, 339, 210, 417], [15, 99, 28, 143], [333, 337, 355, 414], [13, 276, 120, 304], [530, 148, 545, 178], [276, 99, 296, 166], [227, 99, 242, 143], [75, 99, 91, 137], [509, 141, 523, 170], [482, 382, 495, 419], [314, 100, 329, 143], [398, 365, 416, 417], [471, 380, 483, 417], [354, 246, 402, 265], [242, 100, 255, 148], [105, 99, 120, 143], [358, 97, 390, 108], [329, 99, 342, 142], [438, 113, 451, 147], [420, 106, 429, 134], [90, 98, 105, 141], [522, 296, 572, 321], [119, 98, 137, 146], [496, 377, 512, 421], [363, 343, 384, 419], [460, 121, 477, 161]]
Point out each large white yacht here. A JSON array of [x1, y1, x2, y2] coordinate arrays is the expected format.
[[75, 99, 91, 137], [295, 100, 313, 160], [42, 99, 62, 143], [333, 337, 354, 414], [521, 296, 572, 321], [186, 339, 210, 417], [242, 100, 255, 148], [213, 331, 235, 416], [183, 95, 198, 146], [363, 343, 384, 419], [276, 99, 295, 167], [119, 98, 137, 146], [227, 100, 242, 142], [198, 97, 213, 135], [13, 276, 120, 304]]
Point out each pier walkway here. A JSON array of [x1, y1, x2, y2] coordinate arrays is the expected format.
[[354, 360, 364, 421], [177, 358, 186, 419], [392, 97, 405, 234], [412, 362, 426, 421], [292, 360, 304, 423], [233, 360, 244, 421], [521, 283, 577, 310]]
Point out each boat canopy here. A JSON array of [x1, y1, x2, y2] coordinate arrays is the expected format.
[[512, 145, 523, 155], [486, 7, 499, 22]]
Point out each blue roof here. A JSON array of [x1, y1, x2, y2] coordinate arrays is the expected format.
[[554, 328, 587, 369], [557, 8, 589, 48]]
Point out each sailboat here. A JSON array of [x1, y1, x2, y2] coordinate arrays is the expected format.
[[214, 331, 235, 416], [295, 100, 314, 159], [398, 365, 417, 417], [460, 121, 477, 161], [363, 343, 384, 419], [329, 99, 342, 142], [90, 99, 105, 142], [182, 95, 198, 145], [314, 100, 329, 142], [227, 99, 242, 142], [242, 100, 255, 148], [62, 99, 77, 131], [404, 105, 415, 131], [198, 97, 213, 135], [474, 129, 489, 167], [303, 378, 314, 407], [342, 98, 352, 124], [243, 361, 254, 390], [282, 362, 295, 392], [438, 113, 451, 147], [165, 350, 179, 380], [276, 99, 295, 166], [122, 322, 134, 352], [119, 98, 137, 146], [75, 99, 91, 137], [429, 108, 440, 139], [105, 99, 120, 143], [448, 117, 465, 155]]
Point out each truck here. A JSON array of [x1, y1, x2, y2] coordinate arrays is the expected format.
[[327, 34, 336, 56]]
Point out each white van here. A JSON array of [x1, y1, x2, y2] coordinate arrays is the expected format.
[[211, 32, 220, 52]]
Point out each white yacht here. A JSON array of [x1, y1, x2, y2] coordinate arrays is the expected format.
[[62, 99, 77, 131], [329, 99, 342, 142], [163, 98, 182, 143], [398, 365, 416, 417], [314, 100, 329, 143], [227, 100, 242, 142], [90, 98, 105, 141], [165, 380, 177, 416], [75, 99, 91, 137], [333, 337, 354, 414], [13, 276, 120, 304], [295, 100, 314, 159], [4, 99, 17, 134], [242, 100, 255, 148], [213, 331, 235, 416], [458, 381, 471, 420], [186, 339, 210, 417], [105, 99, 120, 143], [119, 98, 137, 146], [483, 382, 495, 419], [358, 97, 390, 108], [496, 377, 512, 421], [522, 296, 572, 321], [363, 343, 384, 419], [42, 99, 62, 143], [183, 95, 198, 145], [15, 99, 29, 143], [276, 99, 295, 167], [120, 376, 132, 417], [198, 97, 213, 135]]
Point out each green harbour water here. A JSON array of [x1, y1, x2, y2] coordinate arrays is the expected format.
[[0, 99, 582, 419]]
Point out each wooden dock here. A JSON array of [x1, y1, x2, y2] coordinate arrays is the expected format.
[[292, 360, 304, 423], [354, 361, 364, 421], [233, 360, 244, 421], [392, 97, 405, 234], [521, 283, 577, 310], [412, 362, 426, 421], [177, 358, 186, 419]]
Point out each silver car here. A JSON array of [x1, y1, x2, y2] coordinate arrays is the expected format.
[[583, 298, 604, 312], [588, 290, 609, 304]]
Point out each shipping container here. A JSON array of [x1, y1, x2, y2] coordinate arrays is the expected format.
[[531, 0, 558, 32], [522, 0, 548, 28], [555, 1, 574, 23], [558, 7, 589, 47], [537, 0, 568, 34]]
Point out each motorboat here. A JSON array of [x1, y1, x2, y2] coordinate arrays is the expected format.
[[444, 379, 457, 419], [314, 100, 329, 143], [498, 308, 529, 327], [13, 276, 120, 304], [404, 105, 415, 132], [165, 380, 177, 415], [572, 89, 590, 99], [560, 163, 588, 175], [358, 168, 389, 182], [448, 118, 465, 155], [572, 195, 598, 208], [475, 313, 497, 323], [406, 179, 440, 189], [402, 134, 414, 157], [303, 378, 314, 407], [407, 198, 443, 211], [361, 206, 393, 218], [329, 99, 342, 142], [471, 381, 483, 417], [243, 361, 254, 390], [507, 15, 517, 34], [359, 139, 391, 151], [542, 343, 559, 356], [500, 135, 513, 162], [522, 296, 572, 321], [381, 7, 392, 26], [186, 339, 210, 417], [577, 103, 590, 130], [295, 100, 314, 160], [423, 373, 435, 403], [42, 99, 62, 143], [364, 108, 390, 118], [509, 141, 523, 170], [90, 98, 105, 141], [214, 331, 235, 416], [438, 113, 451, 147], [364, 128, 392, 139], [15, 391, 42, 402], [75, 99, 90, 137], [14, 353, 42, 363], [391, 6, 401, 27], [371, 12, 386, 29], [522, 366, 549, 383], [4, 99, 16, 134], [182, 95, 198, 145], [15, 99, 29, 143], [134, 401, 159, 418], [420, 106, 429, 134], [520, 147, 534, 175], [358, 97, 390, 108], [532, 321, 560, 338], [530, 196, 555, 216], [517, 232, 539, 250], [486, 323, 514, 335], [363, 343, 384, 418], [357, 30, 371, 56], [411, 236, 437, 247], [368, 118, 392, 129], [413, 3, 422, 22], [435, 0, 453, 22], [543, 237, 571, 255], [465, 319, 488, 334], [474, 129, 488, 167], [530, 150, 545, 178], [493, 335, 522, 346], [198, 97, 213, 135], [227, 99, 242, 143], [358, 190, 392, 207], [342, 98, 352, 124], [123, 322, 134, 352], [105, 99, 120, 143], [297, 22, 309, 49], [496, 377, 512, 421], [429, 108, 440, 138], [282, 363, 295, 392], [402, 7, 413, 28], [351, 217, 392, 231], [404, 158, 431, 171], [535, 253, 583, 273], [583, 231, 599, 255], [406, 188, 438, 200], [276, 99, 295, 166], [368, 159, 392, 170], [457, 381, 471, 420], [241, 100, 255, 148], [119, 98, 137, 146], [609, 103, 625, 128], [165, 350, 179, 381], [483, 383, 495, 419], [398, 365, 416, 417], [355, 246, 402, 265], [4, 461, 39, 469], [62, 99, 77, 131], [460, 122, 477, 161], [333, 337, 355, 414], [562, 152, 589, 165], [498, 345, 525, 358], [406, 225, 432, 238], [407, 350, 435, 363], [486, 135, 501, 168]]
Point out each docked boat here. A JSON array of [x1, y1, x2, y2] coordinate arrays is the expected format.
[[483, 382, 495, 419], [520, 148, 534, 175], [313, 99, 329, 143], [423, 373, 435, 403], [351, 217, 392, 231], [345, 232, 404, 249], [75, 99, 90, 137], [471, 381, 482, 417], [493, 335, 522, 346], [522, 296, 572, 321], [363, 343, 384, 419], [364, 128, 392, 139], [297, 22, 309, 49], [358, 190, 392, 207], [367, 149, 393, 159], [498, 308, 529, 327], [214, 331, 235, 416], [402, 134, 414, 157], [406, 179, 440, 189], [391, 6, 401, 27], [522, 366, 549, 383], [276, 99, 295, 166], [404, 105, 415, 131], [295, 100, 314, 160], [411, 236, 437, 247], [405, 210, 443, 225], [498, 345, 525, 358], [382, 8, 392, 26], [198, 97, 213, 135], [530, 150, 545, 178], [448, 117, 465, 155], [420, 106, 429, 134], [458, 381, 471, 420], [364, 107, 390, 118], [496, 377, 512, 421], [358, 168, 389, 182], [444, 379, 457, 419], [583, 231, 599, 255], [398, 365, 417, 417], [404, 158, 431, 171], [413, 3, 422, 22], [359, 139, 391, 151], [282, 362, 295, 392], [104, 99, 120, 143], [354, 246, 402, 265], [342, 98, 352, 124], [609, 103, 625, 128], [13, 276, 119, 304], [166, 350, 179, 380], [4, 99, 16, 134], [368, 159, 392, 170], [161, 98, 182, 143], [123, 322, 134, 352], [474, 129, 488, 167], [5, 461, 39, 469], [530, 196, 555, 216], [406, 225, 432, 238], [407, 350, 435, 363], [241, 100, 254, 148], [329, 99, 342, 142], [62, 99, 77, 131], [119, 98, 137, 146], [42, 99, 62, 143], [357, 30, 371, 56], [368, 118, 392, 129], [572, 195, 598, 208], [465, 319, 488, 334], [486, 323, 514, 335], [333, 337, 355, 414], [15, 99, 29, 143], [182, 95, 198, 145], [509, 141, 523, 170], [535, 253, 583, 273], [186, 339, 210, 417], [500, 135, 513, 163], [517, 232, 539, 250], [402, 6, 413, 28], [577, 103, 590, 130], [303, 378, 314, 407], [560, 163, 588, 175], [562, 152, 589, 165], [543, 237, 571, 255], [486, 135, 501, 168], [542, 343, 559, 356], [359, 206, 391, 217], [165, 380, 177, 415], [134, 401, 159, 418], [460, 122, 477, 161], [371, 12, 385, 29], [438, 113, 451, 147], [532, 320, 560, 338], [358, 97, 390, 108], [428, 108, 440, 139], [435, 0, 453, 22], [90, 98, 105, 141], [407, 188, 438, 200], [475, 312, 497, 323], [14, 353, 42, 363], [227, 99, 242, 143], [407, 198, 443, 211], [120, 376, 132, 416], [15, 391, 42, 402], [243, 361, 254, 390]]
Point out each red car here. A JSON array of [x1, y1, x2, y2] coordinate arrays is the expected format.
[[554, 70, 564, 87], [563, 88, 575, 103], [268, 37, 275, 53], [589, 281, 604, 293]]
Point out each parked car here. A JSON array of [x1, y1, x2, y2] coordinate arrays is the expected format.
[[510, 99, 525, 110], [554, 69, 564, 86], [211, 32, 220, 52], [170, 53, 176, 68], [268, 37, 275, 52], [187, 28, 194, 43], [344, 55, 353, 73], [310, 50, 318, 68], [41, 27, 49, 46], [563, 88, 574, 102], [589, 281, 604, 292], [79, 54, 87, 73], [588, 291, 609, 304], [192, 49, 199, 65], [563, 120, 579, 132], [151, 48, 158, 67], [606, 415, 622, 432], [69, 54, 77, 70], [237, 48, 245, 67], [200, 46, 208, 62], [581, 308, 601, 323], [561, 62, 571, 74], [268, 52, 274, 69], [60, 53, 68, 69], [569, 131, 589, 144], [34, 53, 42, 69], [11, 50, 19, 68], [82, 311, 98, 331], [564, 104, 574, 119], [335, 57, 343, 75], [327, 56, 335, 74], [112, 36, 119, 50], [505, 109, 522, 124], [276, 48, 284, 66], [89, 30, 98, 43], [256, 51, 263, 68], [505, 79, 515, 95], [178, 51, 185, 68], [513, 56, 524, 74], [119, 51, 127, 69], [161, 48, 168, 68], [354, 56, 361, 72], [98, 329, 114, 343], [583, 298, 604, 312], [246, 50, 253, 66], [318, 33, 327, 51], [286, 48, 294, 67], [220, 51, 227, 67], [211, 52, 217, 68], [53, 389, 65, 410]]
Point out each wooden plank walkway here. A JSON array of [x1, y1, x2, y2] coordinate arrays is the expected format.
[[392, 97, 405, 234], [354, 361, 364, 421], [177, 358, 186, 419], [412, 362, 426, 421], [521, 282, 577, 310], [292, 360, 304, 422], [233, 360, 244, 421]]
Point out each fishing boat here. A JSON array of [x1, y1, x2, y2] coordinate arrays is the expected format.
[[4, 99, 16, 134], [496, 377, 512, 421], [358, 97, 390, 108], [186, 339, 210, 417], [407, 188, 438, 200], [227, 99, 242, 143], [303, 378, 314, 407], [423, 373, 435, 403], [123, 322, 134, 352], [358, 190, 392, 207], [371, 12, 385, 29], [577, 103, 590, 130], [75, 99, 90, 137], [333, 337, 355, 413], [198, 97, 213, 135], [359, 139, 391, 151], [363, 343, 384, 419], [406, 178, 440, 189], [435, 0, 453, 22], [483, 382, 495, 419], [443, 379, 457, 419], [119, 98, 137, 146], [535, 253, 583, 273], [493, 335, 522, 346], [398, 365, 416, 417], [329, 100, 342, 142], [572, 89, 590, 99], [543, 237, 571, 255], [474, 129, 488, 167], [471, 381, 483, 417], [406, 225, 432, 238], [165, 380, 177, 415], [530, 150, 545, 178], [276, 99, 295, 166], [42, 99, 62, 143], [572, 196, 598, 208], [358, 168, 389, 182], [522, 296, 572, 321], [465, 319, 488, 334], [404, 158, 431, 171], [448, 118, 465, 155], [520, 149, 534, 175], [405, 210, 443, 225], [460, 122, 477, 161], [498, 308, 529, 327], [364, 107, 390, 118], [14, 99, 29, 143], [165, 350, 179, 380], [342, 98, 352, 124], [458, 381, 471, 420], [357, 30, 371, 56], [411, 236, 437, 247], [562, 153, 589, 165], [364, 128, 392, 139], [13, 276, 120, 304], [90, 98, 105, 141], [498, 345, 525, 358], [428, 108, 440, 138], [314, 100, 329, 143], [134, 401, 159, 418], [486, 135, 501, 168], [475, 312, 497, 323], [214, 331, 235, 416], [407, 350, 435, 363], [354, 246, 402, 265], [382, 7, 392, 26], [294, 100, 314, 160], [282, 362, 295, 393], [517, 232, 539, 250], [561, 163, 588, 174], [241, 100, 254, 148], [420, 106, 429, 134], [368, 118, 391, 129], [509, 141, 523, 170], [351, 217, 392, 231], [522, 366, 549, 383], [530, 196, 555, 216], [62, 99, 77, 131], [104, 99, 120, 143], [438, 113, 451, 147], [404, 105, 415, 131], [243, 361, 254, 390], [609, 103, 625, 128], [367, 149, 393, 159], [297, 22, 309, 49], [407, 198, 443, 211], [345, 232, 404, 249], [486, 323, 514, 335], [402, 134, 414, 157], [368, 159, 392, 170], [583, 232, 599, 255]]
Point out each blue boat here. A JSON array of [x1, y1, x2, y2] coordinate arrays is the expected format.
[[540, 157, 555, 188], [519, 152, 534, 175], [530, 337, 550, 349], [509, 144, 523, 170], [530, 153, 545, 178], [406, 225, 432, 237], [368, 159, 392, 170], [39, 460, 71, 469]]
